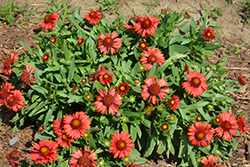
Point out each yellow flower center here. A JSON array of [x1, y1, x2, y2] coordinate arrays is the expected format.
[[116, 140, 126, 150], [207, 32, 211, 36], [71, 119, 82, 129], [9, 97, 14, 102], [141, 43, 145, 48], [191, 77, 201, 87], [142, 19, 151, 28], [195, 130, 206, 141], [170, 99, 175, 105], [40, 146, 50, 155], [165, 11, 170, 15], [86, 94, 92, 100], [163, 125, 167, 129], [83, 132, 89, 138], [120, 86, 125, 91], [148, 54, 157, 65], [104, 74, 109, 79], [103, 37, 113, 47], [44, 55, 47, 59]]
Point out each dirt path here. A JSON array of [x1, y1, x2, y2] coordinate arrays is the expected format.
[[0, 0, 250, 166]]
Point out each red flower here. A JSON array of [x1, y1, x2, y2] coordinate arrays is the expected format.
[[53, 117, 64, 135], [133, 14, 160, 38], [187, 122, 214, 147], [97, 31, 122, 55], [182, 71, 208, 97], [6, 150, 26, 167], [90, 64, 107, 84], [134, 80, 140, 85], [42, 53, 50, 62], [215, 112, 238, 141], [50, 37, 57, 44], [215, 116, 220, 123], [84, 9, 101, 25], [196, 115, 201, 122], [201, 155, 224, 167], [30, 44, 34, 48], [109, 131, 135, 158], [141, 75, 170, 105], [21, 64, 36, 86], [124, 17, 138, 31], [2, 52, 19, 76], [56, 131, 74, 148], [69, 146, 97, 167], [99, 69, 114, 85], [39, 12, 59, 31], [63, 111, 91, 140], [168, 95, 180, 110], [183, 65, 189, 72], [185, 11, 191, 18], [201, 27, 216, 41], [238, 75, 247, 85], [71, 86, 77, 92], [5, 90, 26, 112], [161, 123, 169, 131], [81, 78, 87, 84], [138, 41, 148, 50], [94, 87, 123, 115], [0, 82, 15, 104], [76, 37, 84, 45], [39, 125, 45, 132], [116, 81, 130, 95], [140, 47, 165, 71], [29, 139, 59, 164], [237, 116, 248, 134]]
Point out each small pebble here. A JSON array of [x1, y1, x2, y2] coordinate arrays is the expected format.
[[9, 136, 19, 146]]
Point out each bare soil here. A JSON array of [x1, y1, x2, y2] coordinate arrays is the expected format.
[[0, 0, 250, 166]]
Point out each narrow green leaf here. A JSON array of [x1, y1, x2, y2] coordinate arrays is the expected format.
[[144, 138, 156, 157], [31, 85, 48, 96], [130, 124, 137, 142], [44, 104, 55, 127], [67, 57, 75, 82], [190, 152, 198, 167]]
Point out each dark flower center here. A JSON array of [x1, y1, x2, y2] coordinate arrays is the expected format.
[[21, 72, 30, 83], [116, 140, 127, 150], [8, 96, 17, 106], [4, 59, 12, 68], [10, 150, 21, 161], [71, 119, 82, 129], [103, 95, 114, 106], [148, 84, 161, 96], [103, 37, 113, 47], [78, 156, 91, 167], [44, 15, 52, 23], [141, 19, 152, 29], [0, 89, 8, 99], [148, 54, 158, 65], [222, 121, 232, 131], [90, 12, 97, 19], [190, 77, 201, 87], [194, 130, 206, 141], [40, 146, 50, 156]]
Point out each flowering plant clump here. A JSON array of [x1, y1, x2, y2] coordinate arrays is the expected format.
[[3, 4, 248, 167]]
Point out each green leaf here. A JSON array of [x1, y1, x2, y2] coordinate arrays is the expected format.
[[89, 134, 97, 149], [141, 119, 151, 128], [67, 57, 75, 82], [190, 151, 198, 167], [167, 138, 175, 155], [18, 38, 33, 55], [130, 124, 137, 142], [144, 138, 156, 157], [186, 101, 210, 111], [169, 36, 186, 44], [31, 85, 48, 96], [169, 45, 190, 57], [204, 45, 223, 50], [44, 104, 55, 127], [0, 117, 2, 131], [148, 63, 158, 77], [131, 86, 141, 93], [36, 135, 52, 140], [131, 62, 140, 77], [121, 122, 129, 133], [30, 35, 43, 41]]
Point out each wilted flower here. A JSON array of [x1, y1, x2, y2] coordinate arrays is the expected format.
[[6, 150, 26, 167], [238, 75, 247, 85]]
